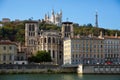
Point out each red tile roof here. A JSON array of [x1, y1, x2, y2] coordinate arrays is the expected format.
[[0, 40, 17, 46]]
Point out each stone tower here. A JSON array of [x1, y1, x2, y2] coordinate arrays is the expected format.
[[61, 22, 74, 38], [25, 20, 38, 55]]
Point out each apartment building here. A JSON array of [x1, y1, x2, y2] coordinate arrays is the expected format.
[[0, 40, 17, 64], [63, 35, 120, 65]]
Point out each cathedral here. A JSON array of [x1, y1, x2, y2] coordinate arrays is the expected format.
[[44, 9, 62, 26], [24, 20, 74, 65]]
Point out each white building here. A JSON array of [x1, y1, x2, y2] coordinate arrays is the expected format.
[[44, 9, 62, 26]]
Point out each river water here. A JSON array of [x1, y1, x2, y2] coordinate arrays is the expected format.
[[0, 74, 120, 80]]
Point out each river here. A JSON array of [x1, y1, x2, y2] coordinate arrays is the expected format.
[[0, 74, 120, 80]]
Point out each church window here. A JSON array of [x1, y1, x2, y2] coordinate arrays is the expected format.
[[48, 50, 51, 54], [33, 32, 35, 36], [53, 37, 55, 43], [32, 24, 35, 31], [65, 26, 67, 32], [59, 55, 61, 59], [44, 38, 46, 43], [29, 25, 32, 31], [53, 50, 55, 58], [48, 37, 51, 43]]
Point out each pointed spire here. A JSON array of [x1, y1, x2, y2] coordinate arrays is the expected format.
[[95, 11, 98, 27], [52, 9, 54, 15], [60, 9, 62, 15], [44, 13, 47, 21], [47, 12, 49, 19]]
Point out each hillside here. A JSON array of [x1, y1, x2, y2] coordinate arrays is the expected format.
[[0, 21, 120, 43]]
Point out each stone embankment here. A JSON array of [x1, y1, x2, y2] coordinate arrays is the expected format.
[[0, 64, 76, 74], [0, 64, 120, 74]]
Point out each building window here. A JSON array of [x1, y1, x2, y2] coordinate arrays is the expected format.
[[48, 50, 51, 54], [48, 37, 51, 43], [53, 50, 55, 58], [59, 55, 61, 59], [29, 25, 31, 31], [72, 54, 74, 58], [9, 55, 12, 60], [44, 38, 46, 43], [3, 46, 6, 50], [32, 24, 35, 31], [3, 55, 6, 61], [53, 37, 55, 43], [9, 46, 12, 50]]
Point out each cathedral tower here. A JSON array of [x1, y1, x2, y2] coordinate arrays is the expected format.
[[25, 20, 39, 55], [61, 22, 74, 38]]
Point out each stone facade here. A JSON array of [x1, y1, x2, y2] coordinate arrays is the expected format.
[[38, 30, 63, 65], [61, 22, 74, 38], [25, 21, 39, 56]]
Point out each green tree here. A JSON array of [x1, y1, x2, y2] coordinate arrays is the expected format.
[[28, 51, 52, 63]]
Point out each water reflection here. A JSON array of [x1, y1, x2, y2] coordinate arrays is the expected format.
[[0, 74, 120, 80], [77, 74, 83, 79]]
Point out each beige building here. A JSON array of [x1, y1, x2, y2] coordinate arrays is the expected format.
[[64, 34, 120, 65], [0, 40, 17, 64]]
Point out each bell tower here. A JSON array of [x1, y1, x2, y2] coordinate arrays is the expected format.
[[25, 20, 38, 55], [61, 21, 74, 39]]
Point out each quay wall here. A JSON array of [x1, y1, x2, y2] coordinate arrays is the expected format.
[[0, 64, 120, 74], [82, 64, 120, 74], [0, 64, 76, 74]]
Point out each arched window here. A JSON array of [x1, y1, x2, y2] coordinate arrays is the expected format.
[[53, 37, 55, 43], [48, 37, 51, 43], [44, 38, 46, 43]]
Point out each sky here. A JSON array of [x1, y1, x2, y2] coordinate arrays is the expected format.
[[0, 0, 120, 30]]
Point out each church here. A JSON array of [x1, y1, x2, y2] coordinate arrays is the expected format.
[[44, 9, 62, 26], [24, 19, 74, 65]]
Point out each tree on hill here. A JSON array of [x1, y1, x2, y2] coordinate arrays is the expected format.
[[0, 21, 120, 43]]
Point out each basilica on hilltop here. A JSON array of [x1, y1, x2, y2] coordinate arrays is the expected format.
[[44, 9, 62, 26]]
